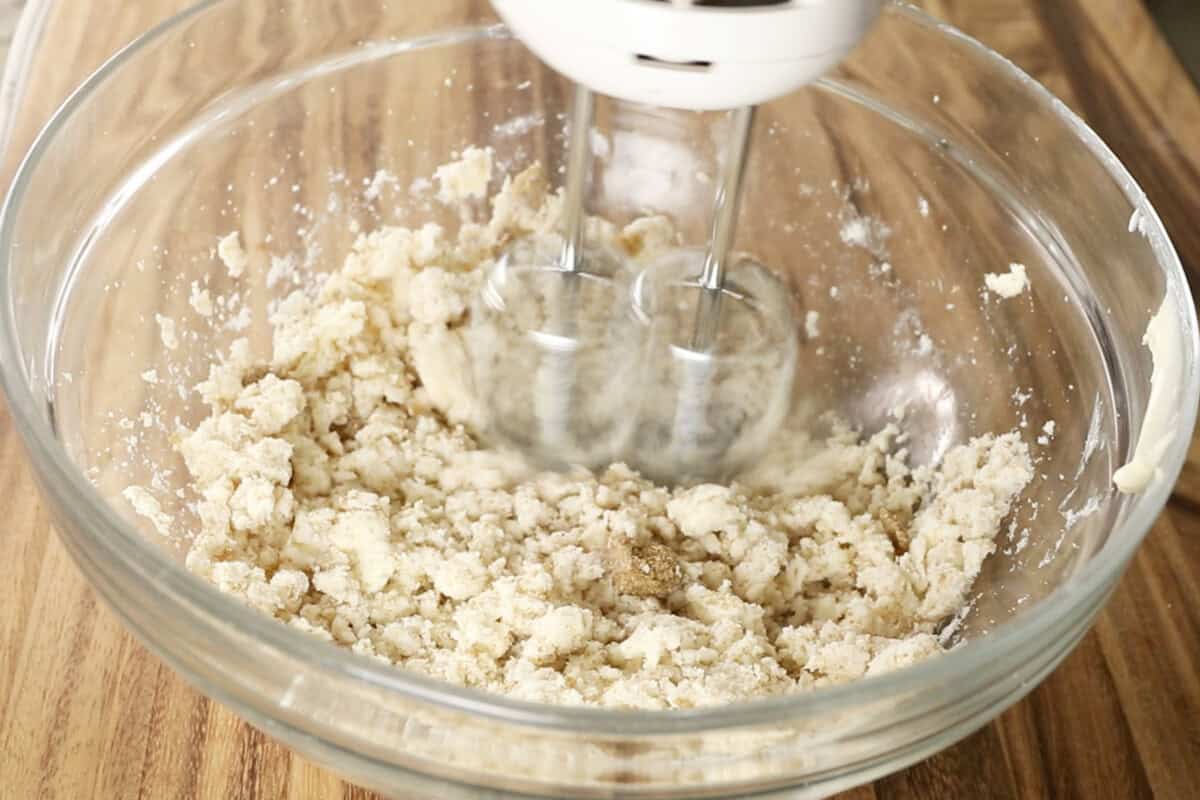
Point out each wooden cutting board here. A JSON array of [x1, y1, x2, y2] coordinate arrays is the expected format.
[[0, 1, 1197, 798]]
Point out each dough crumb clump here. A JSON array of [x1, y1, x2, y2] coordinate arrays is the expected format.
[[136, 162, 1034, 710], [434, 146, 494, 205], [155, 313, 178, 350], [218, 231, 249, 278], [122, 486, 172, 536], [190, 282, 214, 317], [984, 262, 1029, 299]]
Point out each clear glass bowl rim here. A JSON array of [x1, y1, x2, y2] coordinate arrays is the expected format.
[[0, 0, 1195, 737]]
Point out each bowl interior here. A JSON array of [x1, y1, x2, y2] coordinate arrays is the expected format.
[[18, 5, 1162, 684]]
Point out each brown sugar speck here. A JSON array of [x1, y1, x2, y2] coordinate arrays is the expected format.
[[608, 538, 684, 598]]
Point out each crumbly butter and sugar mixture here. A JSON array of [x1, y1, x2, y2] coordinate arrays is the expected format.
[[135, 149, 1034, 710]]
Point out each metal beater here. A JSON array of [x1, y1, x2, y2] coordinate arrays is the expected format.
[[473, 0, 883, 483]]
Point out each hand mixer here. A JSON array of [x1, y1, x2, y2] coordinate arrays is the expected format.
[[474, 0, 883, 484]]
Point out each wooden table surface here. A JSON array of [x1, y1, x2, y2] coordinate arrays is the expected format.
[[1, 1, 1198, 798]]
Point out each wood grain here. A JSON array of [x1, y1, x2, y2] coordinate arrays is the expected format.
[[0, 1, 1198, 798]]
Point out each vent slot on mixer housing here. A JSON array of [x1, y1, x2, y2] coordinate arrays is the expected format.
[[639, 0, 791, 69], [654, 0, 790, 6], [634, 53, 714, 72], [693, 0, 789, 5]]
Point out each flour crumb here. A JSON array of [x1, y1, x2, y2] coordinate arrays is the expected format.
[[1037, 420, 1057, 446], [364, 169, 399, 202], [435, 146, 494, 204], [409, 176, 433, 196], [155, 314, 178, 350], [266, 254, 297, 289], [123, 486, 171, 536], [226, 305, 253, 332], [804, 310, 820, 339], [189, 282, 214, 317], [839, 213, 891, 257], [984, 262, 1029, 299], [218, 232, 249, 278]]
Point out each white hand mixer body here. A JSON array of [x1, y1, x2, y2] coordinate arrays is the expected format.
[[491, 0, 883, 111]]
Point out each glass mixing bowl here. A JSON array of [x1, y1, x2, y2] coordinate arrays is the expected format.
[[1, 1, 1196, 797]]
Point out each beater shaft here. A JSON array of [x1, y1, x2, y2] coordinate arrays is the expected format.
[[560, 83, 594, 276], [540, 84, 594, 453], [691, 105, 755, 351]]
